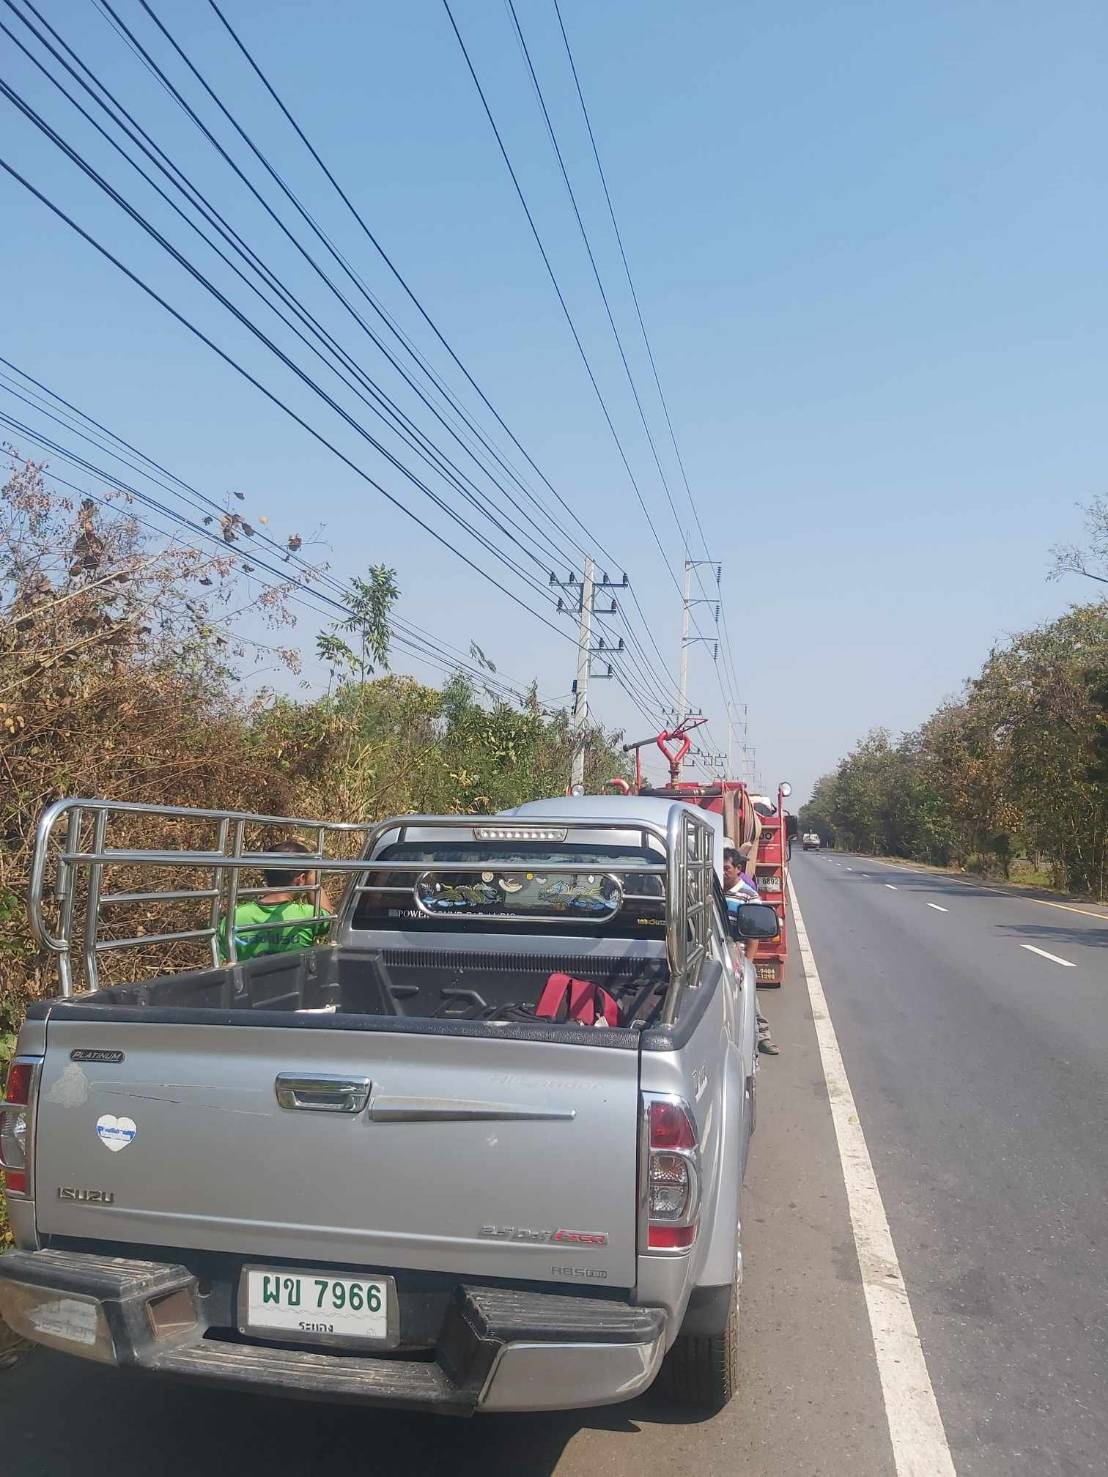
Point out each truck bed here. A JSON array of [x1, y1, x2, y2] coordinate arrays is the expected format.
[[60, 943, 670, 1030]]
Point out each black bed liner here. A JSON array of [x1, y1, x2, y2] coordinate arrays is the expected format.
[[27, 943, 718, 1050]]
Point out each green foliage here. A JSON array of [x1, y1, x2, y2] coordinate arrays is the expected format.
[[316, 564, 399, 682], [802, 601, 1108, 895], [260, 672, 628, 822]]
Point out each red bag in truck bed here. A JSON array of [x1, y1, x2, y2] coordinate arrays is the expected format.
[[534, 973, 621, 1027]]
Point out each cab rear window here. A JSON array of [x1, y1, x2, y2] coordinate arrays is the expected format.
[[351, 840, 665, 938]]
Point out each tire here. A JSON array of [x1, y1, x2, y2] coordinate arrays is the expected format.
[[655, 1281, 739, 1413]]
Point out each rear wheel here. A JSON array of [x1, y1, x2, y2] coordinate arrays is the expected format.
[[655, 1281, 739, 1413]]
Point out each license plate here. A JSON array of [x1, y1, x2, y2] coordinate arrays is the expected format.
[[238, 1266, 396, 1348], [758, 877, 781, 893]]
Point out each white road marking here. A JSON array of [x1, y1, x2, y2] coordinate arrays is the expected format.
[[863, 856, 1108, 922], [844, 866, 854, 871], [927, 904, 948, 913], [1020, 944, 1075, 968], [788, 879, 957, 1477], [885, 884, 898, 891]]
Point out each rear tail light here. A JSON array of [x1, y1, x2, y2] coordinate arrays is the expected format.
[[640, 1094, 701, 1253], [0, 1057, 41, 1198]]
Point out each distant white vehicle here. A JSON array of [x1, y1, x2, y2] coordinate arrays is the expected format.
[[802, 832, 821, 851]]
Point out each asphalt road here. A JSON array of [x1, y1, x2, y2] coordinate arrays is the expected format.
[[791, 851, 1108, 1477], [4, 854, 1105, 1474]]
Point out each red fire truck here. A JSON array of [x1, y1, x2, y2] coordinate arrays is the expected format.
[[610, 723, 792, 986]]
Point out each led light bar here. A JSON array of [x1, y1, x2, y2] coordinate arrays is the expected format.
[[471, 826, 568, 843]]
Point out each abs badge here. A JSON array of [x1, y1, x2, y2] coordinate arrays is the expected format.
[[95, 1114, 137, 1153]]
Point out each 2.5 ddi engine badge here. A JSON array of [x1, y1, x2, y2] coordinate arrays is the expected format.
[[479, 1225, 608, 1247]]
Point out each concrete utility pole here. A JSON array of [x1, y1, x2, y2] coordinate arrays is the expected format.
[[677, 559, 692, 725], [677, 558, 721, 725], [551, 561, 624, 792], [571, 557, 594, 791], [727, 701, 749, 778]]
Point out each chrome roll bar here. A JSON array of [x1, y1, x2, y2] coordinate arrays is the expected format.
[[28, 798, 719, 1014], [29, 796, 375, 994]]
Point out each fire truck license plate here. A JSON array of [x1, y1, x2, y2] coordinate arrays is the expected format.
[[758, 876, 781, 893], [240, 1267, 393, 1345]]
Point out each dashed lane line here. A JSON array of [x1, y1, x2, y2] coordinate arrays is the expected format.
[[884, 884, 898, 891], [927, 904, 948, 912], [857, 856, 1108, 923], [789, 877, 957, 1477], [1020, 944, 1075, 968]]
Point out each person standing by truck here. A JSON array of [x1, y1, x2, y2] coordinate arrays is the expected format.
[[723, 847, 779, 1055]]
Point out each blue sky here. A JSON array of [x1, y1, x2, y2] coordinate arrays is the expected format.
[[2, 0, 1104, 799]]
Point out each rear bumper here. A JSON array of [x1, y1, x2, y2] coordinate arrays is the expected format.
[[0, 1249, 665, 1415]]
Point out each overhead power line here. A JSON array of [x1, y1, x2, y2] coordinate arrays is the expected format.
[[532, 1, 740, 734], [501, 0, 733, 692], [551, 0, 711, 559], [0, 401, 561, 710], [89, 0, 588, 573], [187, 0, 700, 727], [9, 0, 579, 583], [1, 4, 578, 579], [0, 55, 601, 616], [504, 0, 694, 558], [439, 0, 729, 716], [439, 0, 684, 599], [20, 0, 688, 723], [3, 2, 706, 739], [0, 150, 577, 644], [200, 0, 618, 573], [0, 354, 671, 731], [4, 355, 673, 731]]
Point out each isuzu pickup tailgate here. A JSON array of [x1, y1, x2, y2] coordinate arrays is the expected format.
[[33, 1016, 640, 1287]]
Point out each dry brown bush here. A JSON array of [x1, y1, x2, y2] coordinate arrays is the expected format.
[[1, 457, 306, 1023]]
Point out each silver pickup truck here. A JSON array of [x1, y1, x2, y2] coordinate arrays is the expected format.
[[0, 792, 778, 1415]]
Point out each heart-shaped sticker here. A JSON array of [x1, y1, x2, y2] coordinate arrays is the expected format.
[[96, 1114, 137, 1152]]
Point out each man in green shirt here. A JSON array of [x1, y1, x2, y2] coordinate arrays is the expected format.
[[218, 839, 333, 961]]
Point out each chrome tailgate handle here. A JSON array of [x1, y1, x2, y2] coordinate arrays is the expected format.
[[275, 1074, 371, 1113]]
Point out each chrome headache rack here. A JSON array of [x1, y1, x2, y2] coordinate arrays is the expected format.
[[27, 797, 375, 996], [28, 797, 718, 1021]]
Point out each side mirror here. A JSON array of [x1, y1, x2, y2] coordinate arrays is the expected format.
[[779, 781, 792, 798], [726, 900, 780, 941]]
